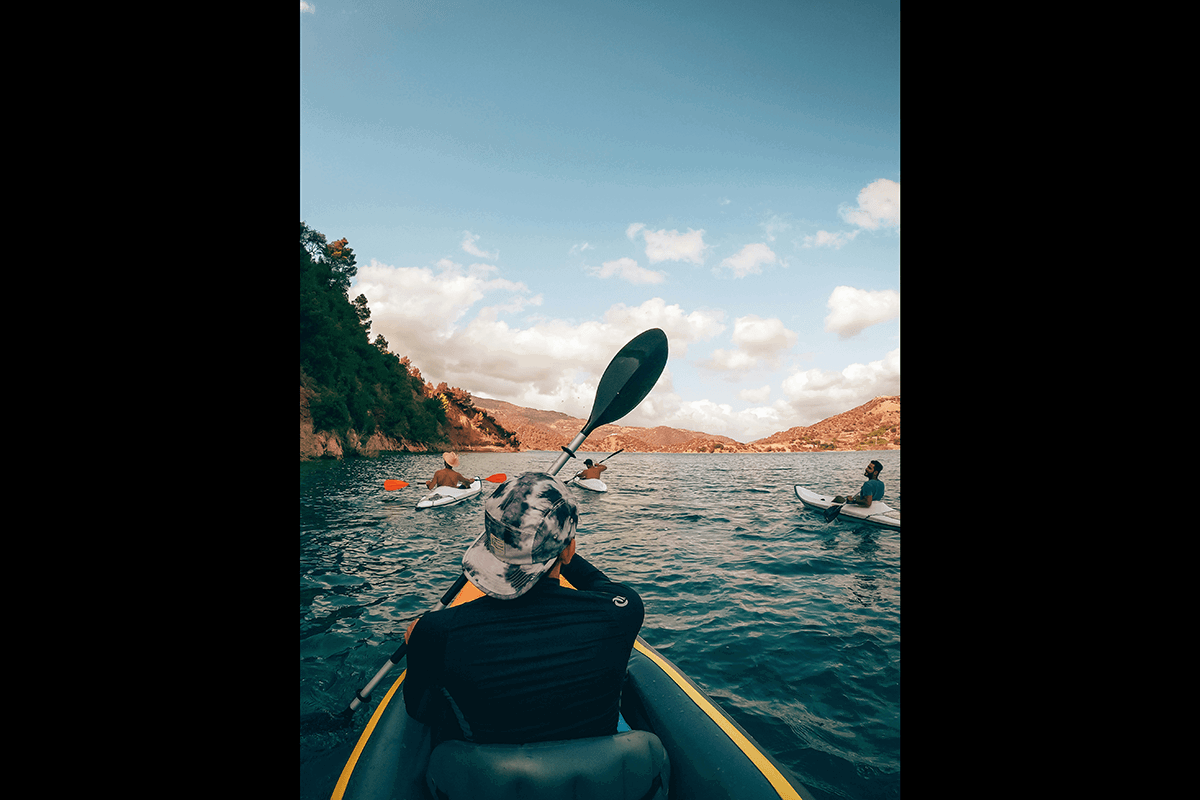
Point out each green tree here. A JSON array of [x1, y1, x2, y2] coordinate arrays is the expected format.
[[300, 221, 327, 262], [327, 238, 358, 295], [300, 221, 449, 451], [353, 293, 371, 332]]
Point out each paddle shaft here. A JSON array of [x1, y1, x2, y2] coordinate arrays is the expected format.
[[547, 431, 588, 477], [343, 329, 666, 715], [346, 574, 469, 712], [354, 441, 599, 706]]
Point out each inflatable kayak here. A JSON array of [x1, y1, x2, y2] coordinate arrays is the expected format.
[[569, 477, 608, 493], [415, 478, 482, 510], [331, 634, 816, 800], [794, 485, 901, 530]]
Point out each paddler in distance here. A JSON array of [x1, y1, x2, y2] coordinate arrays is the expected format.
[[834, 460, 885, 508], [426, 452, 472, 490], [402, 472, 644, 745], [572, 458, 608, 482]]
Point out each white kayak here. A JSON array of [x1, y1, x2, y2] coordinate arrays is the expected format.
[[570, 477, 608, 493], [794, 485, 901, 530], [416, 478, 483, 510]]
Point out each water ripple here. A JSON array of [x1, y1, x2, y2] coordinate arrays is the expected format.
[[301, 451, 900, 800]]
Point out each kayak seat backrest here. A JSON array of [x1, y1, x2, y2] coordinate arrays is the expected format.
[[425, 730, 670, 800]]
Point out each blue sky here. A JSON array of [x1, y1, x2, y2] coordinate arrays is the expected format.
[[300, 0, 899, 443]]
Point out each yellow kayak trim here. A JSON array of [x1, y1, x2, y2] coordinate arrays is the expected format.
[[632, 638, 803, 800], [332, 575, 570, 799], [330, 668, 407, 800], [332, 577, 800, 800]]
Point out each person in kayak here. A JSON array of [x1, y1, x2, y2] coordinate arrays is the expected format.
[[835, 460, 885, 508], [572, 458, 608, 481], [426, 452, 472, 490], [403, 471, 644, 746]]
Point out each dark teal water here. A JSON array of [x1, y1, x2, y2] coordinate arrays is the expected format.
[[300, 451, 900, 800]]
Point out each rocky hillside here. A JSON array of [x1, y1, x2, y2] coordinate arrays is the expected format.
[[471, 395, 900, 454], [738, 396, 900, 452], [466, 398, 741, 453], [302, 389, 899, 460], [300, 385, 520, 460]]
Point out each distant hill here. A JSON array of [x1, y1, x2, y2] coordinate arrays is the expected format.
[[739, 396, 900, 452], [471, 396, 900, 453]]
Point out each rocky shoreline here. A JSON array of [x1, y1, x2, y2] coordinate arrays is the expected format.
[[302, 386, 899, 461]]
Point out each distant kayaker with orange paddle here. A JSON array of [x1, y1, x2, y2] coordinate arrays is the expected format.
[[427, 452, 472, 490]]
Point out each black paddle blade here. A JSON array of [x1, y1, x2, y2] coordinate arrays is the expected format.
[[583, 329, 668, 434], [823, 504, 844, 523]]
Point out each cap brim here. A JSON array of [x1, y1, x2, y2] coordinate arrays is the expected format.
[[462, 530, 559, 600]]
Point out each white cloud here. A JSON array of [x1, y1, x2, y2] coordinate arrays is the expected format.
[[625, 222, 645, 240], [569, 242, 593, 255], [448, 299, 723, 418], [602, 350, 898, 439], [718, 243, 777, 278], [732, 315, 798, 360], [739, 385, 771, 404], [798, 179, 899, 252], [824, 286, 900, 339], [640, 227, 708, 265], [592, 257, 667, 285], [353, 257, 535, 347], [432, 334, 896, 443], [779, 348, 900, 426], [699, 315, 797, 378], [802, 229, 859, 249], [703, 348, 758, 373], [361, 252, 726, 419], [461, 231, 498, 260], [840, 178, 900, 230], [664, 398, 737, 433], [600, 298, 725, 357], [300, 1, 315, 12], [758, 214, 790, 243], [623, 391, 797, 442]]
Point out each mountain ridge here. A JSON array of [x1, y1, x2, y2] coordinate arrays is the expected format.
[[470, 395, 900, 453]]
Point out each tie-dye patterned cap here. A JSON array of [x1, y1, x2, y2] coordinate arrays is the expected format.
[[462, 472, 579, 599]]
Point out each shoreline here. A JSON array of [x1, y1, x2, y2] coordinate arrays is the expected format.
[[391, 446, 900, 456]]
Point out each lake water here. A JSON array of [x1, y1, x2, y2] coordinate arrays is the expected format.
[[300, 450, 900, 800]]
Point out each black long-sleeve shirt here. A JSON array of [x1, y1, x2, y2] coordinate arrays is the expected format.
[[403, 554, 644, 744]]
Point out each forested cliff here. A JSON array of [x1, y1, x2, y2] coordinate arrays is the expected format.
[[300, 223, 519, 460]]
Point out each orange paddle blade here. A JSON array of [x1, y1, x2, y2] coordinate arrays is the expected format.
[[384, 480, 409, 490], [485, 473, 507, 483]]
